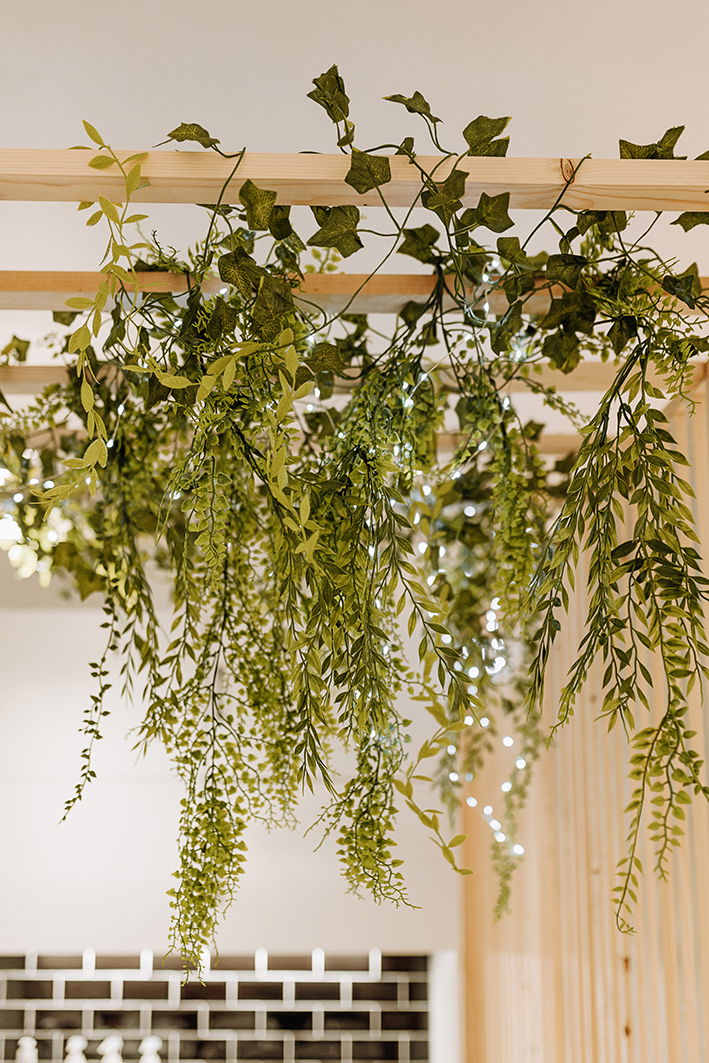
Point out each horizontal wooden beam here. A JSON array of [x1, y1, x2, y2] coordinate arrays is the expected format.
[[3, 270, 707, 318], [0, 360, 654, 397], [1, 151, 709, 211], [0, 270, 549, 315]]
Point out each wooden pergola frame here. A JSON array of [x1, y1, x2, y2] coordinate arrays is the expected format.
[[2, 151, 709, 210], [1, 150, 707, 454]]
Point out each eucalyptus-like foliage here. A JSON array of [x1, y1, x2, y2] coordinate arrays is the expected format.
[[1, 69, 709, 970]]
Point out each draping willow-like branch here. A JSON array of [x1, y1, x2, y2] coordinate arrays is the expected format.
[[2, 66, 709, 972]]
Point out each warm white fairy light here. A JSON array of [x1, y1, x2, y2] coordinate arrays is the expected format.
[[480, 716, 490, 728], [501, 781, 512, 793], [43, 480, 54, 489], [502, 735, 514, 747], [512, 844, 525, 857], [495, 831, 506, 843], [448, 771, 459, 782], [464, 505, 476, 517], [478, 440, 488, 452], [13, 493, 22, 503], [468, 665, 480, 678], [464, 714, 474, 726], [466, 796, 477, 808], [440, 633, 452, 645], [447, 744, 456, 756], [422, 484, 432, 496], [28, 478, 39, 486], [515, 757, 527, 770], [490, 818, 501, 831], [483, 804, 493, 816], [417, 542, 427, 554]]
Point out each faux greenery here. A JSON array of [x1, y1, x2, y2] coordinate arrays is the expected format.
[[2, 67, 709, 971]]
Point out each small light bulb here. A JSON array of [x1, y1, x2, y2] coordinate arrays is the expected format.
[[417, 542, 427, 554], [464, 715, 474, 726], [480, 716, 490, 728], [483, 805, 493, 816], [515, 757, 527, 770], [495, 831, 506, 843], [43, 480, 54, 489], [501, 781, 512, 793], [464, 505, 476, 517], [502, 736, 514, 748], [447, 744, 457, 755], [13, 493, 22, 503], [422, 484, 432, 497], [490, 819, 501, 831], [512, 844, 525, 856], [466, 796, 477, 808], [448, 771, 459, 783]]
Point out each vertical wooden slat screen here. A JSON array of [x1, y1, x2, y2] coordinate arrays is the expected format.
[[462, 381, 709, 1062]]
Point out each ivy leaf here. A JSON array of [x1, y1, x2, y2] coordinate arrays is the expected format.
[[463, 115, 510, 156], [385, 91, 441, 124], [166, 122, 220, 149], [421, 169, 467, 223], [207, 297, 238, 342], [468, 191, 513, 233], [307, 65, 350, 124], [398, 224, 440, 263], [252, 276, 294, 339], [218, 248, 263, 297], [619, 126, 685, 159], [345, 150, 392, 195], [608, 315, 638, 355], [52, 310, 79, 327], [308, 205, 363, 258], [496, 235, 534, 268], [269, 205, 293, 241], [239, 179, 277, 231], [1, 335, 30, 362], [396, 136, 415, 156], [546, 253, 588, 289], [672, 211, 709, 232], [542, 330, 581, 371], [308, 342, 345, 374], [662, 266, 700, 309], [541, 290, 597, 335]]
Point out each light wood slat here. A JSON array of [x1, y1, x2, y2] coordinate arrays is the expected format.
[[0, 360, 639, 397], [2, 152, 709, 211], [2, 270, 708, 316]]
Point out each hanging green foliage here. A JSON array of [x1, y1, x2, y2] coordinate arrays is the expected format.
[[1, 67, 709, 973]]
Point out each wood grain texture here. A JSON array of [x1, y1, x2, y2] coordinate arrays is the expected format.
[[1, 152, 709, 210], [462, 383, 709, 1061]]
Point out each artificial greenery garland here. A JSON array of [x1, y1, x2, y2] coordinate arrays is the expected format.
[[1, 65, 709, 971]]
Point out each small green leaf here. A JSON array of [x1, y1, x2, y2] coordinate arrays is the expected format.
[[239, 179, 277, 230], [166, 122, 220, 149], [82, 120, 104, 146], [385, 90, 440, 123], [307, 65, 350, 124], [345, 150, 392, 195], [619, 125, 685, 159], [398, 224, 440, 263], [308, 205, 363, 258], [463, 115, 510, 156]]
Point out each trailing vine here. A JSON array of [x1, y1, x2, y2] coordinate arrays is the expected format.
[[1, 66, 709, 970]]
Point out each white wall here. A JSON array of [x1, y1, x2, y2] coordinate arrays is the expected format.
[[0, 564, 461, 954]]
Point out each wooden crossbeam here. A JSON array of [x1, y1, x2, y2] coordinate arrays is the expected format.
[[1, 151, 709, 211], [3, 270, 707, 317], [0, 361, 656, 397], [0, 270, 550, 315]]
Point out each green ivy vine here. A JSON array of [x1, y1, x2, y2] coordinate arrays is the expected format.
[[1, 65, 709, 971]]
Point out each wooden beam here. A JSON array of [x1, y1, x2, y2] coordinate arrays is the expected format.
[[0, 270, 539, 315], [0, 360, 650, 397], [1, 151, 709, 211], [3, 270, 707, 317]]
